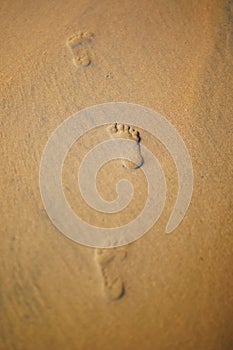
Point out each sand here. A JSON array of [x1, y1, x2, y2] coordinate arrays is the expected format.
[[0, 0, 233, 349]]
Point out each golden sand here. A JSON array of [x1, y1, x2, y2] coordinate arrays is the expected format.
[[0, 0, 232, 349]]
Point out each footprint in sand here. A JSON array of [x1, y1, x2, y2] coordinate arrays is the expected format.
[[66, 41, 140, 300], [108, 122, 140, 142], [107, 123, 143, 169], [66, 31, 94, 68], [95, 248, 127, 301], [94, 124, 143, 301]]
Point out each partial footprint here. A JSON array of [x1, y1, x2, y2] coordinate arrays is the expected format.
[[72, 52, 91, 68], [108, 123, 140, 142], [107, 123, 143, 169], [67, 31, 94, 48], [95, 248, 127, 301], [66, 31, 94, 68]]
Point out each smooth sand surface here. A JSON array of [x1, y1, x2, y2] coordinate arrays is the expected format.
[[1, 0, 233, 349]]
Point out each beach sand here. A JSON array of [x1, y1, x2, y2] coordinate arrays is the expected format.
[[0, 0, 233, 349]]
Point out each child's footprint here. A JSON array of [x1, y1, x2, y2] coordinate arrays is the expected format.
[[95, 248, 127, 301], [107, 123, 143, 169], [66, 31, 94, 68]]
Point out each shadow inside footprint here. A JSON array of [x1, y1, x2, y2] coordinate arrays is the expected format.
[[66, 31, 94, 67], [107, 123, 144, 170]]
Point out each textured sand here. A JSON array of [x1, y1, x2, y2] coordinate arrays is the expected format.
[[1, 0, 233, 349]]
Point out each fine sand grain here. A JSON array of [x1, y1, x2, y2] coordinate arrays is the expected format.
[[0, 0, 233, 349]]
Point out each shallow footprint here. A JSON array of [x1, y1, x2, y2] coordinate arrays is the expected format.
[[72, 49, 91, 67], [107, 123, 143, 169], [66, 31, 94, 67], [67, 31, 94, 48], [95, 248, 127, 301]]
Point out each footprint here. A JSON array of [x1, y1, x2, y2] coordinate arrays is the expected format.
[[108, 123, 140, 142], [95, 248, 127, 301], [66, 31, 94, 68], [67, 31, 94, 48], [107, 123, 143, 169], [72, 52, 91, 68]]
